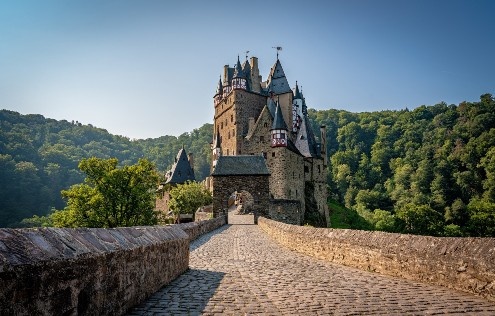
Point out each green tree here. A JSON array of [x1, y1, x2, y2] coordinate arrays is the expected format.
[[168, 181, 212, 223], [52, 157, 159, 227]]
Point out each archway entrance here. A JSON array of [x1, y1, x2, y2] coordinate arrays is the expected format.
[[211, 156, 270, 224], [227, 190, 255, 224]]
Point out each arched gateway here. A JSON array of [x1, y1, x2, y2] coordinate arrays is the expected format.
[[211, 156, 270, 223]]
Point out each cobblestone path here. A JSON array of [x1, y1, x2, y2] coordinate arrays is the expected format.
[[128, 223, 495, 315]]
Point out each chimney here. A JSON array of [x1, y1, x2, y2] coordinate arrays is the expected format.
[[223, 65, 230, 85], [320, 125, 328, 166], [250, 57, 261, 93], [188, 153, 194, 170]]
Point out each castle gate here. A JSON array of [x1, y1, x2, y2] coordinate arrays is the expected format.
[[211, 156, 270, 223]]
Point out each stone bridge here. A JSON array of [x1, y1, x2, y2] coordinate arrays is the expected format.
[[1, 212, 495, 315]]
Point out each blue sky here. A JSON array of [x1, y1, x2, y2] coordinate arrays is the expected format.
[[1, 0, 494, 139]]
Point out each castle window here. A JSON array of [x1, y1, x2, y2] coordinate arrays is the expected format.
[[231, 115, 233, 122], [227, 148, 229, 155], [221, 122, 223, 129], [272, 152, 275, 157], [262, 152, 267, 159], [264, 122, 268, 128], [228, 131, 230, 139], [296, 189, 298, 197], [318, 165, 321, 173], [232, 129, 235, 137], [304, 166, 309, 173], [260, 136, 264, 142]]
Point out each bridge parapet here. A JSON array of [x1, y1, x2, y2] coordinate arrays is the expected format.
[[0, 216, 226, 316], [259, 217, 495, 301]]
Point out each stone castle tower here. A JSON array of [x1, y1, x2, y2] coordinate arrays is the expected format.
[[210, 55, 328, 225]]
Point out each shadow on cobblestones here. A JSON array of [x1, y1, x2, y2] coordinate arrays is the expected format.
[[127, 269, 225, 315], [190, 224, 231, 252], [128, 225, 495, 315]]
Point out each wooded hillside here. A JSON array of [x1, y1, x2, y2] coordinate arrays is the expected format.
[[0, 109, 212, 227], [1, 93, 494, 236], [310, 93, 495, 236]]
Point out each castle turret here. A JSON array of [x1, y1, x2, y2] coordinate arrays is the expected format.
[[212, 130, 221, 168], [222, 65, 232, 97], [214, 76, 223, 106], [292, 81, 302, 132], [242, 59, 251, 91], [271, 100, 288, 148], [232, 56, 247, 90]]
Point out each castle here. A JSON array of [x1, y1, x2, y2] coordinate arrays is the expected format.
[[207, 54, 329, 226]]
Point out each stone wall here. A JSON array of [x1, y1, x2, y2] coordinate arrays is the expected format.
[[269, 199, 301, 225], [0, 217, 227, 315], [212, 175, 270, 219], [0, 225, 189, 315], [258, 217, 495, 301], [178, 216, 226, 241]]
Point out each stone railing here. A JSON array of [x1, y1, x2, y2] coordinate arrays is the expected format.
[[0, 217, 226, 316], [178, 215, 226, 241], [258, 217, 495, 301]]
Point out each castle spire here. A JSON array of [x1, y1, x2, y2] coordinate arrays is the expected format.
[[233, 55, 244, 78], [270, 100, 288, 148], [294, 81, 302, 100], [232, 55, 247, 90], [215, 75, 223, 96]]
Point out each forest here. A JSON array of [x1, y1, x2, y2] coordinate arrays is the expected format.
[[0, 109, 212, 227], [1, 93, 494, 236]]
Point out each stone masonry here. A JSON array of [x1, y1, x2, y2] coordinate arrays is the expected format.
[[129, 222, 495, 315], [0, 217, 226, 316], [258, 217, 495, 301]]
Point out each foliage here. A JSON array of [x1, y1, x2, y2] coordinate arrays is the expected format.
[[49, 157, 159, 228], [168, 181, 212, 222], [0, 109, 212, 227], [4, 92, 495, 235], [315, 94, 495, 236]]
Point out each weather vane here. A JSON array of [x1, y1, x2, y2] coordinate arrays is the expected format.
[[272, 46, 282, 59], [245, 50, 250, 61]]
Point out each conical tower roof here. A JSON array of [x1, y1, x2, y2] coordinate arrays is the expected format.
[[271, 100, 288, 131], [233, 55, 244, 78], [215, 75, 223, 96], [214, 130, 221, 148], [165, 147, 195, 184], [294, 81, 302, 100], [266, 59, 291, 94]]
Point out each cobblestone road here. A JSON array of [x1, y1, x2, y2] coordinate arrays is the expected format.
[[128, 216, 495, 315]]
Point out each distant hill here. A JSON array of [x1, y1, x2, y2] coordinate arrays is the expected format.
[[0, 109, 212, 227]]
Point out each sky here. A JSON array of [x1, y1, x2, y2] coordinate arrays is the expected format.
[[1, 0, 494, 139]]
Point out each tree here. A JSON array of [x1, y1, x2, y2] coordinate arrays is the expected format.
[[168, 181, 212, 223], [52, 157, 159, 227]]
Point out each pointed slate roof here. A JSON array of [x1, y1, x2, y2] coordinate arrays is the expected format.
[[267, 98, 277, 117], [213, 130, 221, 148], [215, 76, 223, 96], [294, 81, 302, 100], [212, 156, 270, 176], [233, 56, 244, 78], [164, 147, 195, 184], [295, 114, 319, 158], [271, 101, 288, 131], [242, 60, 251, 90], [266, 59, 292, 95]]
